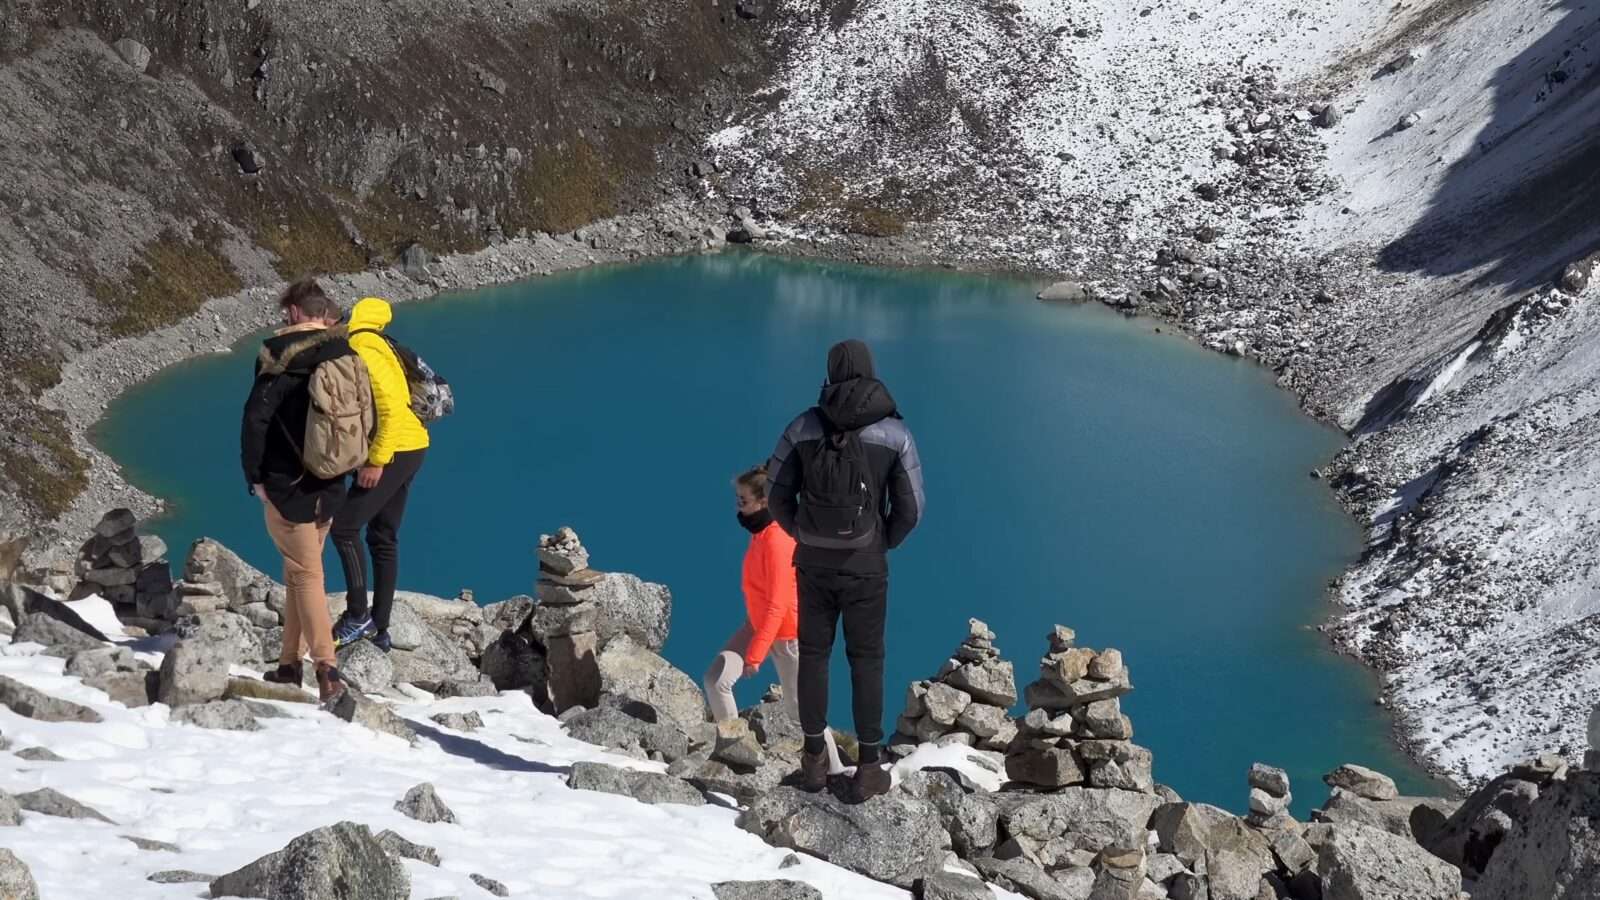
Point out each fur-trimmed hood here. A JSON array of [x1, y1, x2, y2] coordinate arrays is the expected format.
[[256, 324, 352, 377]]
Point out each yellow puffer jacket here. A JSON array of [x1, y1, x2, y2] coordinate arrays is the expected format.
[[347, 298, 430, 466]]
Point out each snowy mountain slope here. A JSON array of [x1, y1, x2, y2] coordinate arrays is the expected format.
[[0, 623, 959, 900]]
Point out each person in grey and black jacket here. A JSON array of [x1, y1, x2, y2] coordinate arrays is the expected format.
[[767, 338, 925, 800]]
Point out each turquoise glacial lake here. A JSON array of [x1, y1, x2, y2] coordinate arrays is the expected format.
[[96, 252, 1438, 814]]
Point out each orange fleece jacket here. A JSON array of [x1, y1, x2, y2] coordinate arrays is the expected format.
[[742, 521, 799, 667]]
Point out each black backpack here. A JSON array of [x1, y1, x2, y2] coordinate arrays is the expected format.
[[350, 329, 455, 424], [797, 414, 877, 548]]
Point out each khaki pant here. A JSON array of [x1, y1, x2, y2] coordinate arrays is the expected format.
[[704, 622, 843, 772], [262, 499, 336, 666]]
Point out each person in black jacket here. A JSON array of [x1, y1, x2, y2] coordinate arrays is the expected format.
[[239, 280, 355, 705], [767, 339, 925, 799]]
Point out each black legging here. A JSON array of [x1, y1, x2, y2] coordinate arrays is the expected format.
[[331, 448, 426, 632], [796, 566, 889, 760]]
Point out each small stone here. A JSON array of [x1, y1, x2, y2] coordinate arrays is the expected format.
[[17, 788, 115, 823], [1047, 625, 1076, 652], [122, 835, 181, 852], [395, 783, 457, 824], [375, 830, 440, 866], [170, 700, 261, 732], [1248, 787, 1291, 818], [147, 870, 215, 884], [429, 711, 484, 732], [1039, 280, 1091, 303], [470, 874, 509, 897], [1248, 763, 1291, 797], [95, 509, 137, 537], [0, 675, 103, 723], [14, 747, 63, 762], [231, 142, 262, 174], [1088, 649, 1124, 681], [1323, 764, 1398, 801]]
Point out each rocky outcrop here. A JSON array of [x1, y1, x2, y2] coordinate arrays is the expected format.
[[1473, 770, 1600, 900], [888, 618, 1017, 758], [736, 785, 949, 888], [207, 821, 409, 900], [1310, 822, 1461, 900], [593, 634, 707, 733], [563, 705, 693, 764], [567, 761, 708, 806]]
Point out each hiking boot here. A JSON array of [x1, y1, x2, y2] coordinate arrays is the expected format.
[[369, 629, 393, 653], [798, 749, 829, 793], [263, 662, 303, 685], [314, 662, 347, 705], [852, 762, 892, 802], [332, 612, 376, 648]]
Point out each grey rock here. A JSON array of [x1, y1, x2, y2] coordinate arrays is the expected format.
[[972, 855, 1093, 900], [171, 700, 261, 732], [923, 681, 973, 725], [1077, 699, 1132, 740], [535, 573, 672, 651], [567, 760, 706, 806], [713, 880, 822, 900], [111, 37, 152, 72], [388, 625, 478, 691], [712, 718, 764, 769], [736, 786, 948, 888], [173, 610, 260, 667], [14, 611, 103, 653], [66, 646, 139, 680], [224, 677, 315, 705], [433, 678, 499, 699], [916, 871, 991, 900], [1315, 822, 1461, 900], [18, 787, 115, 823], [0, 674, 103, 722], [149, 870, 216, 884], [385, 600, 427, 652], [595, 634, 706, 733], [1003, 788, 1162, 857], [0, 849, 38, 900], [481, 595, 535, 633], [232, 142, 263, 174], [400, 242, 431, 278], [1007, 746, 1086, 788], [394, 783, 457, 824], [157, 639, 231, 707], [95, 509, 137, 537], [82, 566, 138, 587], [1473, 770, 1600, 900], [1323, 764, 1398, 801], [956, 702, 1009, 739], [945, 659, 1018, 707], [335, 640, 395, 693], [374, 830, 440, 866], [547, 631, 602, 712], [470, 64, 508, 95], [479, 631, 543, 691], [1150, 802, 1243, 865], [564, 705, 690, 762], [15, 746, 64, 761], [1316, 789, 1453, 844], [208, 821, 409, 899], [0, 790, 22, 825], [1039, 280, 1092, 303], [429, 711, 484, 732], [469, 874, 509, 897], [744, 698, 804, 748], [1025, 673, 1131, 711], [1268, 827, 1316, 875], [1248, 764, 1291, 798], [123, 835, 181, 852]]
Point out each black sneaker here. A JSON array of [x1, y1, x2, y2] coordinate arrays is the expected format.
[[369, 630, 393, 653], [263, 662, 303, 685], [332, 612, 376, 648]]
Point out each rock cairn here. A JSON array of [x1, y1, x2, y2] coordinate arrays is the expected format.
[[1247, 763, 1293, 828], [533, 527, 607, 711], [887, 618, 1018, 757], [1005, 625, 1156, 793], [71, 508, 172, 620]]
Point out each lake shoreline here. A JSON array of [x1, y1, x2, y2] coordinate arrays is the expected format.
[[32, 210, 1461, 801]]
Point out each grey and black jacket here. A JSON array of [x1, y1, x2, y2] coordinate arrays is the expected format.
[[767, 340, 925, 575]]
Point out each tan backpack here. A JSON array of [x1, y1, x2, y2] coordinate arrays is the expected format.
[[302, 354, 375, 479]]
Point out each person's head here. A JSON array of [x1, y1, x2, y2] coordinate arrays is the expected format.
[[278, 278, 342, 327], [826, 339, 875, 385], [734, 464, 769, 516]]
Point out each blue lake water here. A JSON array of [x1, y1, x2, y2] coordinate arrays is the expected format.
[[95, 252, 1438, 814]]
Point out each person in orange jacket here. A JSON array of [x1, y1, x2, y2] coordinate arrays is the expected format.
[[704, 464, 843, 767]]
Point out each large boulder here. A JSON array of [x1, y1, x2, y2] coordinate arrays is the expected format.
[[0, 675, 102, 722], [171, 700, 261, 732], [173, 611, 260, 668], [1323, 764, 1398, 801], [479, 631, 544, 692], [0, 849, 38, 900], [563, 705, 691, 763], [1424, 771, 1543, 876], [595, 635, 706, 733], [567, 761, 707, 806], [13, 611, 104, 654], [387, 624, 478, 691], [335, 640, 395, 694], [1473, 770, 1600, 900], [971, 855, 1094, 900], [1315, 789, 1458, 844], [207, 821, 409, 899], [736, 785, 949, 888], [1002, 788, 1162, 857], [1312, 822, 1461, 900], [157, 639, 231, 707]]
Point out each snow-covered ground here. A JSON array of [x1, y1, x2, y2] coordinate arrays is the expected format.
[[0, 602, 1013, 899]]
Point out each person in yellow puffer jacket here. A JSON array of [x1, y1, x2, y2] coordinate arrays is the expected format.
[[330, 297, 430, 651]]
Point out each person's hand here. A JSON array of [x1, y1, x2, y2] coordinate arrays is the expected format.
[[356, 465, 383, 489], [742, 663, 759, 678]]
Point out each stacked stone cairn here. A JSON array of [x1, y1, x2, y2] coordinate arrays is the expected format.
[[1005, 625, 1156, 793], [1246, 763, 1293, 829], [533, 527, 607, 711], [70, 508, 173, 622], [888, 618, 1019, 757]]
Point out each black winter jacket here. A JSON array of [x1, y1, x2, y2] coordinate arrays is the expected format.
[[240, 324, 357, 523], [767, 340, 925, 575]]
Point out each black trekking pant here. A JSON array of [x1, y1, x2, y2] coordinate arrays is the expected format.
[[331, 448, 425, 632], [796, 567, 889, 758]]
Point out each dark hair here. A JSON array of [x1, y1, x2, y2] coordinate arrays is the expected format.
[[734, 463, 769, 495], [278, 278, 341, 321]]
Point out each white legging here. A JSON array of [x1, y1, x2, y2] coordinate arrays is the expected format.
[[704, 622, 844, 772]]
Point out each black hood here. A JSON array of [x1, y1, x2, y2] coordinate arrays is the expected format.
[[257, 325, 350, 376], [818, 339, 898, 430]]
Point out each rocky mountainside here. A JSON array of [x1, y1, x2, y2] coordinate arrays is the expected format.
[[0, 0, 772, 532], [3, 518, 1599, 899]]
